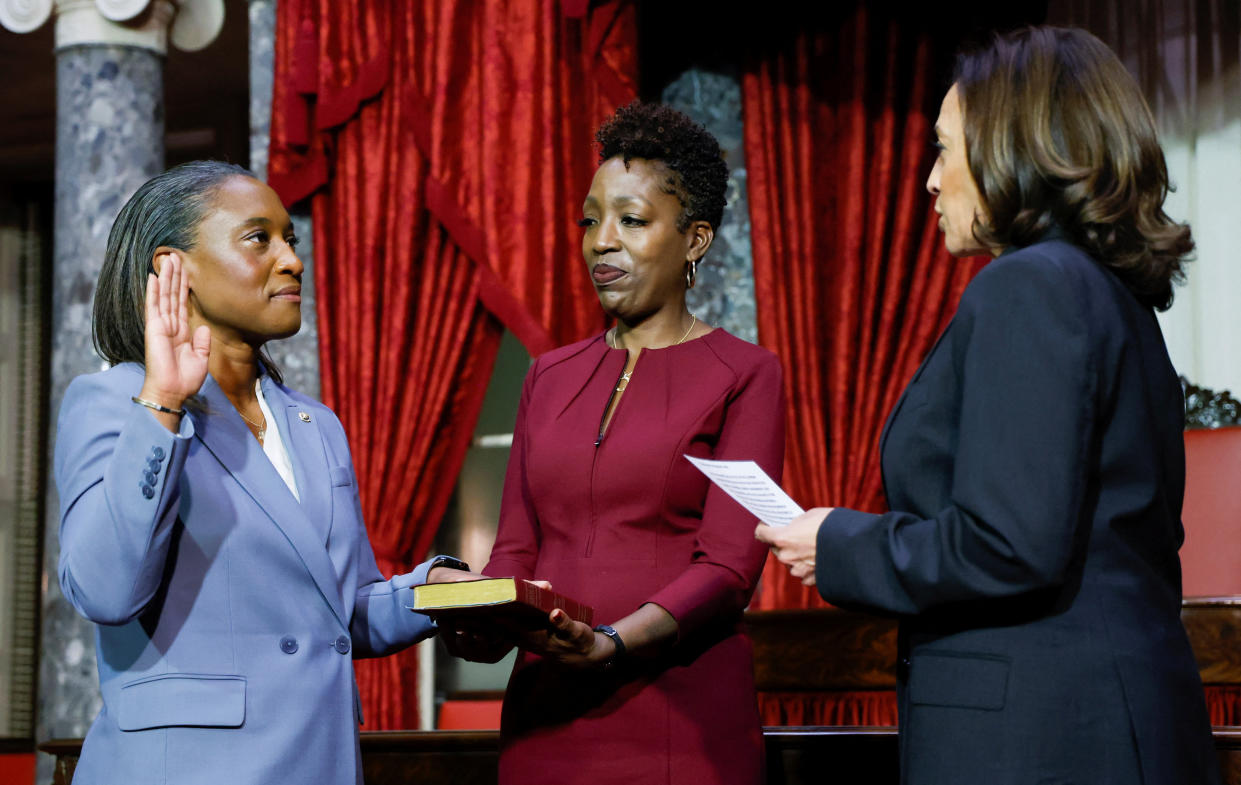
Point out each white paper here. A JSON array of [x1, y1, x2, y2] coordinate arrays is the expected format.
[[685, 455, 804, 527]]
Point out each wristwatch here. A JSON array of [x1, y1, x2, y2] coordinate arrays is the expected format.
[[593, 624, 626, 669], [429, 555, 470, 574]]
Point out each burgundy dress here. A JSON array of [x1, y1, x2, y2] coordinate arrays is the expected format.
[[483, 329, 785, 785]]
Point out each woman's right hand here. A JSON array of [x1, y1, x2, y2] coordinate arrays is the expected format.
[[440, 620, 516, 664], [437, 579, 554, 664], [140, 252, 210, 413]]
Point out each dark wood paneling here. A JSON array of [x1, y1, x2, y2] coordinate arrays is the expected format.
[[747, 598, 1241, 691], [362, 732, 499, 785], [40, 729, 1241, 785], [746, 608, 898, 691], [1184, 599, 1241, 684]]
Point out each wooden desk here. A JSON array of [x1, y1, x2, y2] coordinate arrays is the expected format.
[[747, 599, 1241, 691], [39, 728, 1241, 785], [38, 602, 1241, 783]]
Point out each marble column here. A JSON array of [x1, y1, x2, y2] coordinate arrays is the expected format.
[[42, 39, 166, 750], [663, 68, 758, 344], [0, 0, 223, 774], [248, 0, 319, 398]]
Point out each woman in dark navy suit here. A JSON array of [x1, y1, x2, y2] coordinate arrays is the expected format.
[[758, 26, 1221, 785]]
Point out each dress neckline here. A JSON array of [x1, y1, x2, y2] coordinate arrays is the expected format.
[[600, 326, 721, 354]]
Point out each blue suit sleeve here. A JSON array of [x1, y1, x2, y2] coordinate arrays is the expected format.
[[350, 543, 439, 659], [55, 371, 196, 625], [322, 421, 436, 658], [815, 253, 1097, 614]]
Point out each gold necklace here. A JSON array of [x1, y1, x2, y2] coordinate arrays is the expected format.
[[238, 407, 266, 442], [608, 315, 697, 393], [608, 314, 698, 352]]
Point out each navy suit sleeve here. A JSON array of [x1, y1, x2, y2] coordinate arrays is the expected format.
[[55, 371, 196, 625], [815, 253, 1098, 614]]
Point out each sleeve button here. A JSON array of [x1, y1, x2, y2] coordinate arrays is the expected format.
[[147, 458, 161, 474], [140, 483, 155, 499], [143, 470, 156, 485], [150, 446, 166, 461]]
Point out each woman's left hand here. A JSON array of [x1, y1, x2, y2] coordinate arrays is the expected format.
[[426, 567, 490, 584], [755, 507, 833, 586], [519, 608, 610, 669]]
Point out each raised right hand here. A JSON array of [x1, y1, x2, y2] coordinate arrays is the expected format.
[[140, 252, 210, 410]]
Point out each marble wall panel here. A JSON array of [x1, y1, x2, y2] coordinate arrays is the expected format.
[[249, 0, 319, 400], [663, 68, 757, 345]]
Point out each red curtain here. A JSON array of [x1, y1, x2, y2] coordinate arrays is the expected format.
[[744, 7, 988, 613], [268, 0, 636, 728], [1206, 687, 1241, 726], [759, 691, 897, 727]]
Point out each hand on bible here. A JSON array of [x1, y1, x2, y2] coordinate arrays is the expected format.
[[425, 567, 489, 584], [436, 577, 555, 663], [755, 507, 833, 586]]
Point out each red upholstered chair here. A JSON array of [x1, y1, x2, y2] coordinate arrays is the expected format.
[[1181, 426, 1241, 598], [436, 698, 503, 730], [1180, 425, 1241, 727]]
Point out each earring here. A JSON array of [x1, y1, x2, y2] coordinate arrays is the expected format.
[[686, 259, 699, 289]]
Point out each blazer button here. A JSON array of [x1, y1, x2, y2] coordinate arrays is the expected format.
[[140, 483, 155, 499], [150, 446, 166, 461], [280, 636, 299, 654], [333, 635, 351, 655]]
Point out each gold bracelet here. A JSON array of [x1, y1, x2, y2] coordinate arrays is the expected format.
[[131, 396, 186, 417]]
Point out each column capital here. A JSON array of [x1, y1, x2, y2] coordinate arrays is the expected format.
[[0, 0, 223, 54]]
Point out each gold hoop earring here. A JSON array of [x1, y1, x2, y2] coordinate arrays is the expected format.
[[686, 259, 699, 289]]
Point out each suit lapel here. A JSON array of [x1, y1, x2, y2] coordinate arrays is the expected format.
[[879, 316, 957, 479], [191, 375, 348, 629], [261, 378, 334, 547]]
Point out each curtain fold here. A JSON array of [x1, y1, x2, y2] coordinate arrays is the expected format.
[[1205, 686, 1241, 726], [269, 0, 637, 728], [758, 691, 898, 727], [744, 6, 987, 613]]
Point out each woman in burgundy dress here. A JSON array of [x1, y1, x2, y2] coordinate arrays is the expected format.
[[452, 103, 785, 784]]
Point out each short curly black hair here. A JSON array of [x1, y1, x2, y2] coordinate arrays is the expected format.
[[595, 101, 728, 232]]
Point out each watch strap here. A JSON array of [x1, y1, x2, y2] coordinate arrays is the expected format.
[[429, 555, 470, 573], [593, 624, 626, 668]]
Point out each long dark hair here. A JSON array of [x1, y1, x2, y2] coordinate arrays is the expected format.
[[92, 160, 284, 382], [955, 26, 1193, 310]]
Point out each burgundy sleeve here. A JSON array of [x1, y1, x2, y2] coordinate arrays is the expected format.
[[646, 353, 786, 637], [482, 360, 541, 581]]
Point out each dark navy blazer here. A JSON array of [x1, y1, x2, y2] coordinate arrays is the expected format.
[[56, 364, 439, 785], [816, 239, 1221, 785]]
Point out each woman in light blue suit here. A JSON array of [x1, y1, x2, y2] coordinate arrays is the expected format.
[[55, 161, 474, 785]]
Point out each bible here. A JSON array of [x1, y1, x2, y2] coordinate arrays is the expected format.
[[411, 577, 594, 629]]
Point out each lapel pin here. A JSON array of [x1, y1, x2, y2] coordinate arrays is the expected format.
[[298, 412, 312, 422]]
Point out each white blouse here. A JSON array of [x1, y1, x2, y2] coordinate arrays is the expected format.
[[255, 379, 300, 502]]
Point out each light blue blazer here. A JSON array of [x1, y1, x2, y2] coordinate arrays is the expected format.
[[55, 363, 438, 785]]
